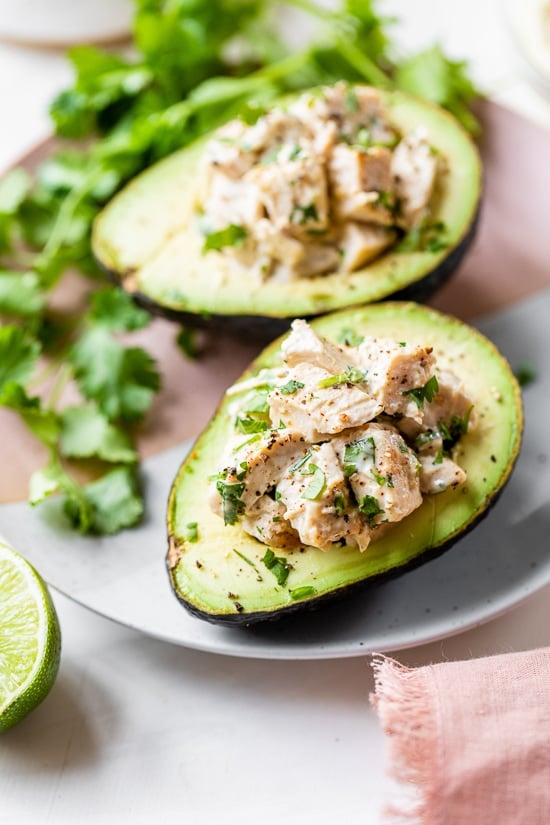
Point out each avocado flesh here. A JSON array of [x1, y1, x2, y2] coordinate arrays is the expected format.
[[93, 91, 481, 328], [166, 302, 522, 625]]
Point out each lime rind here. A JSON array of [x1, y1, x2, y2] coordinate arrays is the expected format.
[[0, 542, 61, 732]]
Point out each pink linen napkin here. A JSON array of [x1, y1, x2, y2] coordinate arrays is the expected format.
[[370, 648, 550, 824]]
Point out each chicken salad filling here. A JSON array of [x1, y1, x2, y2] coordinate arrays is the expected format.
[[197, 83, 440, 282], [209, 320, 474, 552]]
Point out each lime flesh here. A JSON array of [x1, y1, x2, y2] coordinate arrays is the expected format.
[[0, 541, 61, 732]]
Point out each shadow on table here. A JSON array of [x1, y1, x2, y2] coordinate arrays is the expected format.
[[2, 663, 111, 772]]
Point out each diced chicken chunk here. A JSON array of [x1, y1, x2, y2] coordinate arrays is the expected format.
[[253, 219, 306, 272], [241, 495, 301, 548], [353, 337, 436, 423], [418, 443, 467, 494], [268, 362, 381, 442], [422, 370, 475, 431], [246, 155, 329, 237], [392, 129, 438, 228], [328, 145, 395, 225], [282, 319, 352, 373], [202, 119, 253, 179], [292, 243, 341, 279], [291, 84, 396, 146], [333, 424, 422, 525], [243, 109, 309, 155], [338, 222, 397, 272], [201, 172, 265, 231], [277, 441, 372, 552], [209, 430, 308, 516]]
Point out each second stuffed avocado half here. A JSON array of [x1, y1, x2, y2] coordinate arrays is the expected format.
[[93, 84, 481, 338], [166, 302, 522, 626]]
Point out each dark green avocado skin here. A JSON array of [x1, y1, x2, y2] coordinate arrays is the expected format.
[[107, 206, 479, 342], [165, 478, 503, 627]]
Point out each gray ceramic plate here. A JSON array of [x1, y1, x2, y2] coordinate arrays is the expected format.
[[1, 291, 549, 660]]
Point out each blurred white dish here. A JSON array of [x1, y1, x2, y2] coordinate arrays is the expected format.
[[0, 0, 132, 47], [507, 0, 550, 85]]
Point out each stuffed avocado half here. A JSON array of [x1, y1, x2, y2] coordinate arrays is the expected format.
[[93, 85, 481, 338], [166, 302, 522, 626]]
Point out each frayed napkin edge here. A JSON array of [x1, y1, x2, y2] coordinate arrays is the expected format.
[[370, 655, 441, 825]]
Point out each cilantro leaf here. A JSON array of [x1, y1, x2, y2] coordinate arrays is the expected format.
[[176, 327, 199, 359], [318, 365, 367, 389], [394, 45, 480, 136], [203, 224, 248, 252], [358, 494, 384, 526], [338, 327, 364, 347], [343, 436, 375, 477], [70, 327, 161, 422], [0, 271, 45, 317], [29, 453, 94, 533], [235, 416, 268, 434], [216, 478, 245, 525], [262, 548, 292, 586], [0, 168, 30, 251], [63, 466, 143, 534], [0, 382, 60, 446], [0, 326, 40, 389], [278, 379, 305, 395], [60, 404, 138, 463], [87, 286, 150, 332], [403, 375, 439, 409], [301, 464, 326, 501]]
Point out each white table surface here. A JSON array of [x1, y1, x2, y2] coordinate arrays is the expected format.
[[2, 2, 550, 823]]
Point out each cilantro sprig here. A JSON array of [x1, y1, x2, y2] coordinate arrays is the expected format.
[[0, 287, 159, 534]]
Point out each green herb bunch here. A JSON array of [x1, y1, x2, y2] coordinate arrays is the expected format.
[[0, 0, 479, 534]]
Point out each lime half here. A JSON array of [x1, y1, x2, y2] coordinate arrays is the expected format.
[[0, 541, 61, 732]]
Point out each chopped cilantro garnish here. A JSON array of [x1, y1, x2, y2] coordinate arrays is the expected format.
[[203, 224, 248, 252], [290, 586, 317, 600], [355, 127, 371, 148], [233, 548, 263, 581], [334, 493, 346, 516], [343, 436, 375, 477], [396, 221, 448, 254], [358, 494, 384, 526], [290, 203, 319, 224], [317, 365, 367, 389], [216, 479, 245, 525], [433, 448, 444, 466], [288, 144, 305, 160], [184, 522, 199, 542], [235, 416, 268, 434], [301, 464, 326, 501], [338, 328, 364, 347], [279, 379, 305, 395], [371, 467, 386, 486], [233, 433, 262, 452], [514, 362, 537, 388], [236, 461, 248, 481], [262, 548, 292, 586], [403, 375, 439, 409], [288, 451, 312, 474]]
